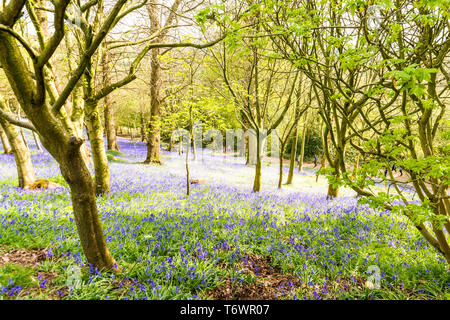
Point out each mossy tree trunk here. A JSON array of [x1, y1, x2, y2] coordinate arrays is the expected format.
[[278, 142, 286, 189], [0, 0, 128, 271], [252, 131, 262, 192], [85, 99, 110, 195], [101, 49, 120, 151], [298, 112, 308, 172], [0, 123, 12, 154], [144, 45, 162, 164], [0, 99, 36, 188], [286, 112, 298, 184], [59, 147, 116, 270], [32, 130, 43, 152]]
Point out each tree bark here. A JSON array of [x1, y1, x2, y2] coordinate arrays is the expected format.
[[140, 106, 145, 142], [0, 124, 12, 154], [252, 132, 262, 192], [0, 2, 120, 271], [103, 95, 120, 151], [85, 100, 110, 195], [59, 148, 116, 270], [298, 112, 308, 172], [71, 84, 92, 166], [0, 100, 36, 188], [248, 132, 257, 165], [286, 112, 299, 184], [327, 182, 339, 199], [186, 140, 190, 196], [253, 156, 262, 192], [278, 144, 284, 189], [101, 49, 120, 151], [239, 126, 246, 157], [32, 130, 43, 152], [326, 159, 340, 200], [144, 2, 162, 165], [19, 127, 29, 151]]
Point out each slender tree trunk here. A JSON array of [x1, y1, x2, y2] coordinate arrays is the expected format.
[[278, 143, 285, 189], [72, 85, 92, 166], [316, 155, 326, 183], [140, 106, 145, 142], [253, 157, 262, 192], [286, 115, 299, 184], [85, 100, 110, 195], [101, 50, 120, 151], [169, 131, 173, 152], [186, 140, 190, 196], [0, 102, 36, 188], [316, 126, 327, 183], [144, 3, 162, 165], [326, 160, 340, 200], [103, 95, 120, 151], [245, 136, 249, 164], [248, 132, 257, 165], [19, 127, 29, 151], [192, 132, 197, 161], [0, 124, 12, 154], [240, 132, 245, 157], [190, 108, 197, 161], [354, 152, 360, 170], [32, 131, 43, 152], [298, 113, 308, 172], [252, 133, 262, 192]]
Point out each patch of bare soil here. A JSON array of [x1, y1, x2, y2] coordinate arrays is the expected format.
[[0, 248, 49, 268], [208, 253, 301, 300], [0, 247, 67, 299]]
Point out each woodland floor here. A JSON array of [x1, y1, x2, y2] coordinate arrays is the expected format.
[[0, 133, 448, 300]]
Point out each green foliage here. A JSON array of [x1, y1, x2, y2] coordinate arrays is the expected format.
[[386, 64, 438, 98], [285, 130, 323, 161]]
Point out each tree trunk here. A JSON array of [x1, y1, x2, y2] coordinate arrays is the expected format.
[[192, 134, 197, 161], [327, 182, 339, 199], [19, 127, 29, 151], [32, 130, 43, 152], [0, 124, 12, 154], [252, 133, 262, 192], [0, 17, 116, 272], [253, 157, 262, 192], [278, 144, 284, 189], [186, 141, 190, 196], [0, 102, 36, 188], [140, 107, 145, 142], [103, 95, 120, 151], [316, 155, 326, 183], [85, 100, 110, 195], [144, 3, 162, 165], [245, 136, 249, 164], [101, 51, 120, 151], [326, 162, 340, 200], [72, 85, 92, 166], [298, 113, 308, 172], [240, 132, 245, 157], [248, 132, 257, 165], [286, 121, 298, 184], [354, 152, 360, 170], [59, 149, 116, 270]]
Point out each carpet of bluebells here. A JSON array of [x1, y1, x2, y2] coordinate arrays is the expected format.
[[0, 132, 449, 300]]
